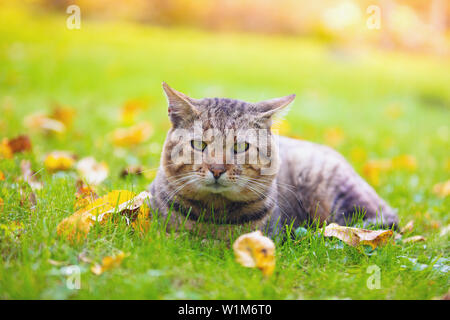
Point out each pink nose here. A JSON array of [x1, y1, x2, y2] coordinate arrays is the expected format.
[[209, 165, 226, 179]]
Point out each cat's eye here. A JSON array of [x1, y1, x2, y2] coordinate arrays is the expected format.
[[234, 142, 249, 154], [191, 140, 207, 151]]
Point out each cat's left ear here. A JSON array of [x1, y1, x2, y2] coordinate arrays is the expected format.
[[255, 94, 296, 123]]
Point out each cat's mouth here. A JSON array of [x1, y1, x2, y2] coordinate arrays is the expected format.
[[204, 181, 228, 193]]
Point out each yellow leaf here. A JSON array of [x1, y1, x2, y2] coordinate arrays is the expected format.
[[57, 190, 151, 243], [90, 251, 129, 275], [392, 155, 417, 171], [323, 223, 393, 250], [111, 121, 153, 147], [233, 231, 275, 277], [44, 151, 76, 173], [120, 99, 147, 125], [432, 180, 450, 198], [0, 170, 4, 181], [50, 105, 76, 127], [0, 138, 13, 159], [400, 220, 414, 234]]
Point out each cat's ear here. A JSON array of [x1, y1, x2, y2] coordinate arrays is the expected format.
[[255, 94, 296, 125], [162, 82, 199, 127]]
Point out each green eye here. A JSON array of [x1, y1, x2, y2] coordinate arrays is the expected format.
[[191, 140, 207, 151], [234, 142, 249, 154]]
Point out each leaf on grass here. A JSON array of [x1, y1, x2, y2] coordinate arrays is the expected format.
[[233, 230, 275, 277], [91, 251, 129, 275], [76, 157, 109, 186], [0, 170, 4, 181], [0, 138, 13, 159], [432, 180, 450, 198], [44, 151, 76, 173], [402, 235, 426, 244], [400, 220, 414, 234], [120, 99, 148, 125], [50, 105, 76, 127], [24, 113, 66, 134], [120, 165, 144, 178], [57, 190, 151, 242], [74, 180, 99, 211], [323, 223, 393, 250], [7, 135, 32, 153], [111, 121, 153, 147], [363, 155, 417, 186]]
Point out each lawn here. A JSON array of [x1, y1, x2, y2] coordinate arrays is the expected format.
[[0, 6, 449, 299]]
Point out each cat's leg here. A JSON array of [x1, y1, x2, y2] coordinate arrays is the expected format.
[[329, 173, 399, 229]]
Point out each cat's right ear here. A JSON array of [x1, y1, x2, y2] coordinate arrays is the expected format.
[[162, 82, 199, 127]]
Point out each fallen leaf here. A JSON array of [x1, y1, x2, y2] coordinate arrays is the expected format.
[[24, 113, 66, 134], [0, 170, 5, 181], [44, 151, 76, 173], [233, 230, 275, 277], [76, 157, 109, 185], [0, 138, 13, 159], [74, 180, 99, 211], [7, 135, 32, 153], [111, 121, 153, 147], [323, 223, 393, 250], [392, 155, 417, 171], [50, 105, 76, 127], [432, 180, 450, 198], [402, 235, 426, 243], [400, 220, 414, 234], [91, 251, 128, 275], [120, 99, 147, 125], [57, 190, 151, 242], [120, 165, 144, 178]]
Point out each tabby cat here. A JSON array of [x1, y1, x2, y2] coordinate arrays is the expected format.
[[148, 83, 398, 238]]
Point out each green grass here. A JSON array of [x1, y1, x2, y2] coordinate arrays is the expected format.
[[0, 6, 449, 299]]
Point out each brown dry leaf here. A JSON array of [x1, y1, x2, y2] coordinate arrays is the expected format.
[[50, 105, 76, 127], [233, 230, 275, 277], [24, 113, 66, 134], [120, 165, 144, 178], [0, 138, 13, 159], [76, 157, 109, 186], [91, 251, 129, 275], [111, 121, 153, 147], [402, 235, 426, 244], [323, 223, 394, 250], [57, 190, 151, 243], [400, 220, 414, 234], [432, 180, 450, 198], [44, 151, 76, 173], [7, 135, 32, 153]]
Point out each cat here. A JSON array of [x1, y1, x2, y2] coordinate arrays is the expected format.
[[148, 83, 398, 239]]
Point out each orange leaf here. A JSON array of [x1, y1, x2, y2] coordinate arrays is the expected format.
[[233, 231, 275, 277]]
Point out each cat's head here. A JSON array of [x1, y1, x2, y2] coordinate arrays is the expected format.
[[161, 83, 295, 202]]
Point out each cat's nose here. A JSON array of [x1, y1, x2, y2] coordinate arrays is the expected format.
[[209, 165, 226, 179]]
